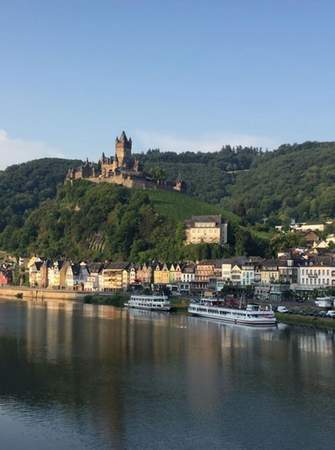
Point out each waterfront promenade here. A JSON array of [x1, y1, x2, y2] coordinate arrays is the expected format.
[[0, 285, 85, 301]]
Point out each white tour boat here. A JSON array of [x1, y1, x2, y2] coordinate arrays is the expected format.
[[126, 294, 172, 311], [188, 299, 277, 326]]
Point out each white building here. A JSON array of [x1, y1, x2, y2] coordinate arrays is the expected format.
[[297, 264, 335, 288], [48, 261, 63, 289], [184, 215, 228, 245], [290, 223, 325, 232], [222, 258, 256, 286], [181, 265, 195, 282], [85, 263, 103, 291]]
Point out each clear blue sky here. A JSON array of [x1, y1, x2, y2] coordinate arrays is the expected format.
[[0, 0, 335, 167]]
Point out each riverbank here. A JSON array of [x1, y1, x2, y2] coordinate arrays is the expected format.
[[0, 286, 85, 301], [84, 293, 128, 307], [276, 312, 335, 329]]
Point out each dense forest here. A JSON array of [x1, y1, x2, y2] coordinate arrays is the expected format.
[[0, 158, 80, 237], [1, 140, 335, 260], [225, 142, 335, 225], [0, 159, 266, 260], [140, 141, 335, 226], [1, 180, 239, 261], [137, 145, 261, 203]]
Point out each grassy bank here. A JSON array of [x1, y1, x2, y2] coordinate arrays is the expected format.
[[170, 296, 190, 312], [84, 293, 129, 307], [276, 312, 335, 329]]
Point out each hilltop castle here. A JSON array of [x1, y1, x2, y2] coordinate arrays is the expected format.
[[66, 131, 185, 192]]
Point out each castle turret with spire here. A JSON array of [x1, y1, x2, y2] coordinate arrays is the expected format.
[[115, 131, 132, 167], [66, 131, 185, 192]]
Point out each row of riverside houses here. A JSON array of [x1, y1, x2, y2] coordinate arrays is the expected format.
[[0, 263, 13, 286], [24, 252, 335, 299]]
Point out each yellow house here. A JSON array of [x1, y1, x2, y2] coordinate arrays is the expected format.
[[48, 261, 63, 289], [169, 263, 183, 283], [185, 215, 228, 245], [154, 263, 170, 285], [28, 256, 43, 287], [260, 261, 280, 284], [102, 263, 129, 290]]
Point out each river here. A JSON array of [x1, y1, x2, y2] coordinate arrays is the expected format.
[[0, 299, 334, 449]]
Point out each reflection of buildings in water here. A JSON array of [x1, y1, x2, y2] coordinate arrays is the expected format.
[[127, 308, 171, 326], [3, 299, 335, 448], [22, 300, 127, 447], [82, 303, 125, 320], [295, 330, 335, 356], [25, 300, 78, 363], [184, 318, 229, 412]]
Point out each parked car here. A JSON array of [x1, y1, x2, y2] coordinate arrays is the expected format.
[[315, 297, 333, 308], [277, 306, 289, 313], [318, 311, 327, 317], [326, 310, 335, 318]]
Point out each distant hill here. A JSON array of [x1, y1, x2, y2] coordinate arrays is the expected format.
[[2, 140, 334, 260], [137, 146, 260, 203], [0, 158, 243, 261], [0, 158, 81, 250], [3, 180, 241, 261], [224, 141, 335, 224]]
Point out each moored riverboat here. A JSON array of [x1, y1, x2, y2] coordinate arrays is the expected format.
[[188, 299, 277, 326], [126, 294, 172, 311]]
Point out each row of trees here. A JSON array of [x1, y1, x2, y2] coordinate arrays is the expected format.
[[225, 141, 335, 225], [138, 145, 261, 204], [0, 176, 279, 261]]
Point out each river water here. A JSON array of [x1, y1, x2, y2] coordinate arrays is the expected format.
[[0, 299, 334, 450]]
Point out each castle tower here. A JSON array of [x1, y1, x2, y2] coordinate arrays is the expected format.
[[115, 131, 132, 167]]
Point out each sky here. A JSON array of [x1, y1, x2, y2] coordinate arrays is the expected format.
[[0, 0, 335, 169]]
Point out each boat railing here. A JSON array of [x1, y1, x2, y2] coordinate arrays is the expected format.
[[191, 299, 273, 312]]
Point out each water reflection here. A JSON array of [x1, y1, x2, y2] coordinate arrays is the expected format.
[[0, 299, 334, 450]]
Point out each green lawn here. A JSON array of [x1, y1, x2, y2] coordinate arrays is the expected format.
[[276, 312, 335, 329], [142, 188, 239, 224]]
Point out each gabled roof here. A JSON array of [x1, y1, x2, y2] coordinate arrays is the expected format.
[[222, 257, 248, 266], [53, 260, 64, 270], [183, 265, 195, 273], [34, 261, 44, 271], [104, 262, 129, 270], [197, 259, 223, 267], [88, 262, 104, 274], [185, 215, 222, 227], [71, 264, 81, 276], [261, 259, 279, 268]]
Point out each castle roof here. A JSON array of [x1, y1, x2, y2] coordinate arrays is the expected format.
[[120, 131, 127, 141], [116, 131, 131, 143]]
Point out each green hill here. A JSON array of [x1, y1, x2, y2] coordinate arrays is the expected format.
[[3, 180, 241, 261], [224, 141, 335, 225], [0, 157, 81, 237], [138, 146, 260, 203], [3, 139, 334, 261], [0, 158, 244, 261]]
